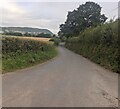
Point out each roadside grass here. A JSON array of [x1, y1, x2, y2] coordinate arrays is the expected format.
[[2, 48, 57, 73], [2, 37, 58, 73]]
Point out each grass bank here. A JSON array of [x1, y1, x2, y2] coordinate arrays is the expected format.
[[66, 20, 119, 73], [2, 37, 58, 73]]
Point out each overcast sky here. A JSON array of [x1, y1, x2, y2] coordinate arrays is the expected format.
[[0, 0, 119, 34]]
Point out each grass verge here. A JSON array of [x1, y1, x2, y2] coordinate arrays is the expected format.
[[2, 47, 57, 73]]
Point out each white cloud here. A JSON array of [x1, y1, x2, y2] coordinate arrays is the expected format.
[[0, 0, 25, 14], [3, 0, 119, 2], [0, 0, 26, 27], [0, 0, 119, 33]]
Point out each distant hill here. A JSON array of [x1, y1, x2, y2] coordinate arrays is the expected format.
[[0, 27, 53, 35]]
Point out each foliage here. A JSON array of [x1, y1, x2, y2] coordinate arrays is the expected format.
[[24, 32, 32, 37], [49, 38, 54, 41], [49, 37, 60, 46], [35, 33, 52, 38], [60, 36, 67, 42], [58, 2, 107, 38], [3, 31, 52, 38], [66, 20, 119, 73], [2, 37, 57, 73], [2, 37, 51, 54], [3, 31, 23, 36]]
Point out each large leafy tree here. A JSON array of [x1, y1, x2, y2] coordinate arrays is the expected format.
[[58, 2, 108, 38]]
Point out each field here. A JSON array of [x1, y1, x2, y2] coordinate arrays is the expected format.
[[2, 36, 57, 73], [14, 36, 51, 42], [1, 35, 51, 42]]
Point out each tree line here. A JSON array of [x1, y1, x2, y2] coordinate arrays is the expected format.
[[3, 31, 53, 38]]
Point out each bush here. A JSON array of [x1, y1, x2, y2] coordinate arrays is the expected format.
[[49, 38, 54, 42], [49, 38, 60, 46], [2, 37, 57, 73], [66, 20, 119, 73], [2, 37, 52, 55]]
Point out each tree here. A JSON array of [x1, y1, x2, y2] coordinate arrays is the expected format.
[[24, 32, 32, 37], [36, 33, 52, 38], [58, 2, 107, 38], [3, 31, 23, 36], [53, 34, 56, 37]]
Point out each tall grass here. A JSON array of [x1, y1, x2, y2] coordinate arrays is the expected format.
[[66, 20, 119, 73]]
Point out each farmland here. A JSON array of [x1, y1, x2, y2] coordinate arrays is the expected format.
[[1, 35, 51, 42], [2, 36, 57, 73], [20, 37, 51, 42]]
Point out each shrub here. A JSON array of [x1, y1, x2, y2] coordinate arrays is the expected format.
[[66, 20, 119, 73], [49, 37, 60, 46], [2, 37, 57, 72]]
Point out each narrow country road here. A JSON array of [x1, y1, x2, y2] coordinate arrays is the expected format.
[[2, 46, 118, 107]]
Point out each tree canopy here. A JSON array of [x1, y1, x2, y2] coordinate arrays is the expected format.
[[58, 2, 108, 38]]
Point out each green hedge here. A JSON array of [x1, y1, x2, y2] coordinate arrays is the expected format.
[[2, 37, 57, 73], [66, 20, 119, 73]]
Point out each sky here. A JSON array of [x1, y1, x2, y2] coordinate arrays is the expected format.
[[0, 0, 119, 34]]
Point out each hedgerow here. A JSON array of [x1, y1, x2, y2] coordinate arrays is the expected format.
[[2, 37, 57, 73], [66, 20, 119, 73]]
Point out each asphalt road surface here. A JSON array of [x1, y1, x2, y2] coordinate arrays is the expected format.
[[2, 47, 118, 107]]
